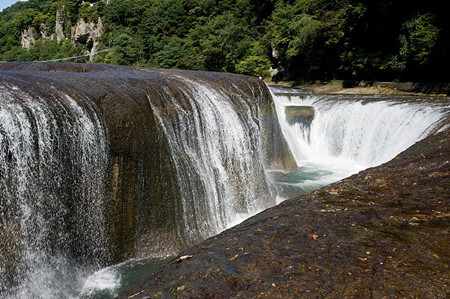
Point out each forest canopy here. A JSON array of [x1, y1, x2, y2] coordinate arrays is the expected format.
[[0, 0, 448, 82]]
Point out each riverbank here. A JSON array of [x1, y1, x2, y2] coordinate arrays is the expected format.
[[119, 124, 450, 297], [270, 80, 450, 96]]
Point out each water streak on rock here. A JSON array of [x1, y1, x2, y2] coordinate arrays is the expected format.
[[0, 82, 109, 298], [0, 62, 288, 297]]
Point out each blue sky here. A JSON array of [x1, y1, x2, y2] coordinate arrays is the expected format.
[[0, 0, 27, 12]]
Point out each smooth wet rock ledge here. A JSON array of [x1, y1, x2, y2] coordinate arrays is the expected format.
[[119, 127, 450, 299]]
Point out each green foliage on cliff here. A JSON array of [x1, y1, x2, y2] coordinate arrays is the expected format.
[[0, 0, 448, 82]]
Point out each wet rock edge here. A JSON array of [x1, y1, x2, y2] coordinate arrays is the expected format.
[[119, 127, 450, 298]]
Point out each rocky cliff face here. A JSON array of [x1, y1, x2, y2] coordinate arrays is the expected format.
[[0, 62, 293, 264], [20, 24, 55, 49], [20, 5, 104, 61], [55, 6, 66, 43], [20, 27, 37, 49], [71, 17, 103, 60]]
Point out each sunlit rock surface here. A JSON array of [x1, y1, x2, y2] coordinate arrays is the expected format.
[[119, 120, 450, 299]]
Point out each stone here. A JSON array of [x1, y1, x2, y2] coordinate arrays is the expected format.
[[118, 126, 450, 298], [285, 105, 315, 124], [71, 17, 104, 61], [55, 6, 66, 43], [20, 27, 37, 49]]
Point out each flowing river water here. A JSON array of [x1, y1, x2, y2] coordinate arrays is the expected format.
[[80, 87, 448, 298], [269, 86, 449, 201], [0, 79, 448, 298]]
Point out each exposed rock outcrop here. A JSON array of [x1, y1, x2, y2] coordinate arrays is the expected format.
[[39, 23, 54, 40], [20, 4, 104, 62], [71, 17, 103, 61], [55, 6, 66, 42], [20, 27, 37, 49], [119, 125, 450, 298], [21, 23, 55, 49]]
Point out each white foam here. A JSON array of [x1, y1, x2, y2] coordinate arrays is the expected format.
[[79, 267, 121, 298], [270, 89, 448, 197]]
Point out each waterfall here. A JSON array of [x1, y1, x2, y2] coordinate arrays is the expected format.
[[270, 88, 449, 198], [148, 76, 275, 244], [0, 66, 277, 297], [0, 84, 110, 298], [3, 62, 447, 298]]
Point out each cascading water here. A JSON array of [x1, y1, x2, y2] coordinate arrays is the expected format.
[[77, 76, 277, 298], [0, 66, 277, 298], [148, 76, 275, 243], [269, 87, 449, 199], [0, 84, 110, 298], [2, 61, 447, 298]]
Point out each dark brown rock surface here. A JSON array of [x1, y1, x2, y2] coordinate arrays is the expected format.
[[0, 62, 294, 262], [119, 128, 450, 298]]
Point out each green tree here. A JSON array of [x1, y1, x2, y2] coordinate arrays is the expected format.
[[1, 0, 449, 82], [235, 41, 271, 77], [399, 13, 439, 66]]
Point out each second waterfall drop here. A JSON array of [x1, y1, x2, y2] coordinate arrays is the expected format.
[[269, 87, 448, 200]]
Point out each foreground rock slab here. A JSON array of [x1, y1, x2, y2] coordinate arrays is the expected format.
[[119, 126, 450, 298]]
